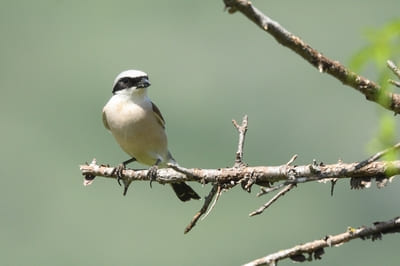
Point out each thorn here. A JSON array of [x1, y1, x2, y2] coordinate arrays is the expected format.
[[122, 179, 132, 196], [330, 179, 337, 196], [286, 154, 298, 165]]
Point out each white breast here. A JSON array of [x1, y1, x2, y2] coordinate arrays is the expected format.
[[103, 94, 169, 166]]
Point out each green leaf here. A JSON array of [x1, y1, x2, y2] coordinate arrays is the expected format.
[[352, 19, 400, 155]]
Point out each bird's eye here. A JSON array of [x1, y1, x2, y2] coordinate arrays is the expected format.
[[122, 78, 130, 85]]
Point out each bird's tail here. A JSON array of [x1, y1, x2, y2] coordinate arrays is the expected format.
[[171, 182, 200, 202]]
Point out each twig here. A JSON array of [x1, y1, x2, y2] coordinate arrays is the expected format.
[[184, 184, 219, 234], [243, 216, 400, 266], [387, 60, 400, 79], [286, 154, 298, 166], [389, 79, 400, 88], [233, 115, 249, 167], [255, 154, 297, 197], [387, 61, 400, 88], [249, 184, 295, 217], [167, 163, 197, 178], [201, 185, 222, 221], [354, 142, 400, 170], [223, 0, 400, 114], [256, 183, 285, 197]]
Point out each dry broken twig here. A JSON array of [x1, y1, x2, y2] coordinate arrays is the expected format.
[[233, 115, 248, 167], [243, 216, 400, 266], [223, 0, 400, 114]]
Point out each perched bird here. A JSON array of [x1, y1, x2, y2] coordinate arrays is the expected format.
[[102, 70, 200, 201]]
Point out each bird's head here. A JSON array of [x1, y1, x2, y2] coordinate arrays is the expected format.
[[112, 70, 151, 95]]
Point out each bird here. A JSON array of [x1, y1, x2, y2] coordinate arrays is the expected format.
[[102, 69, 200, 201]]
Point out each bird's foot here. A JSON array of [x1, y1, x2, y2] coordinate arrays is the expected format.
[[112, 163, 126, 186], [147, 165, 158, 188]]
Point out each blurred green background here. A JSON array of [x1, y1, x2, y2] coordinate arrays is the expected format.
[[1, 0, 399, 265]]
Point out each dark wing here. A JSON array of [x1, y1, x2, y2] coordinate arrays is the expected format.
[[151, 101, 165, 129]]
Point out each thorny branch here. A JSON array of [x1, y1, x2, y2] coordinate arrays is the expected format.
[[223, 0, 400, 114], [81, 139, 400, 235], [80, 156, 400, 188], [244, 216, 400, 266]]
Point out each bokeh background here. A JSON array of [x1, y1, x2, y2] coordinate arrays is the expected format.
[[1, 0, 399, 265]]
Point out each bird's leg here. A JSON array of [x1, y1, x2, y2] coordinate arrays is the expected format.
[[112, 157, 136, 186], [148, 158, 161, 188]]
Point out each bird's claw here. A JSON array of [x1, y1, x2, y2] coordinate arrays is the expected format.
[[147, 165, 158, 188], [111, 164, 133, 196], [112, 163, 126, 186]]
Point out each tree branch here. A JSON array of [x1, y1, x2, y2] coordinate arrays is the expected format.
[[387, 60, 400, 79], [80, 159, 400, 186], [80, 141, 399, 234], [223, 0, 400, 114], [243, 216, 400, 266]]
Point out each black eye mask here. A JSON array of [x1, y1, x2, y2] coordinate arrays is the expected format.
[[112, 76, 150, 94]]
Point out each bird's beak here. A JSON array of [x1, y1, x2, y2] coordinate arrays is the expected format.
[[137, 78, 151, 88]]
